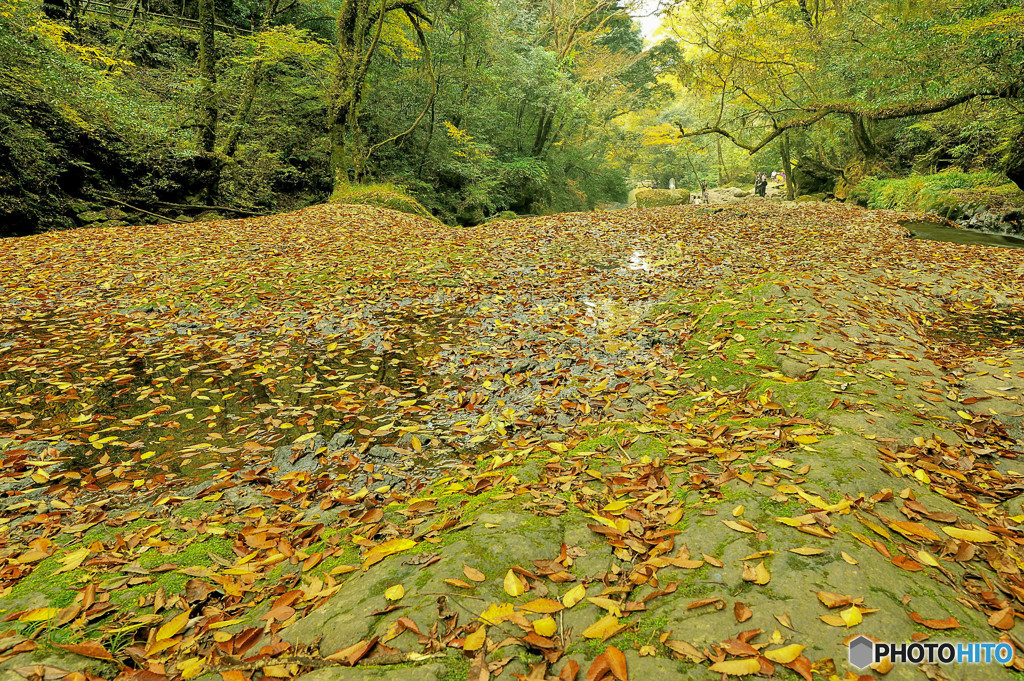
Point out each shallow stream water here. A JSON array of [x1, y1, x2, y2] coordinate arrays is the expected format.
[[901, 220, 1024, 250]]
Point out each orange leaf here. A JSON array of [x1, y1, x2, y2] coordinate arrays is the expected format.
[[605, 646, 627, 681]]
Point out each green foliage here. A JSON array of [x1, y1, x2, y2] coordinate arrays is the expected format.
[[861, 171, 1023, 211]]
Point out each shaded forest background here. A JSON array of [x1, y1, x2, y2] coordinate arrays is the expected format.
[[0, 0, 1022, 237]]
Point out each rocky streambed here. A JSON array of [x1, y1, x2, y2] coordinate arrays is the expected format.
[[1, 202, 1023, 680]]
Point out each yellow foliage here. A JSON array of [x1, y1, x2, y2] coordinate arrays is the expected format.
[[642, 123, 680, 147]]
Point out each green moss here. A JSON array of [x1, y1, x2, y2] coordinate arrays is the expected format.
[[635, 189, 691, 208], [438, 652, 472, 681], [331, 183, 438, 221], [861, 171, 1022, 212]]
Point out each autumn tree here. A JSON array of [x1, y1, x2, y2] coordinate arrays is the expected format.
[[665, 0, 1024, 193]]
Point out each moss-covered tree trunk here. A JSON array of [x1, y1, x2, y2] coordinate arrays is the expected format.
[[197, 0, 217, 154], [328, 0, 432, 191], [329, 0, 380, 188], [1006, 120, 1024, 191], [197, 0, 219, 200], [222, 0, 280, 159]]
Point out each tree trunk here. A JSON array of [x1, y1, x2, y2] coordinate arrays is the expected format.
[[716, 138, 725, 186], [223, 0, 281, 158], [532, 108, 555, 156], [779, 131, 795, 200], [197, 0, 217, 154], [197, 0, 219, 200], [1006, 120, 1024, 191], [849, 114, 877, 161]]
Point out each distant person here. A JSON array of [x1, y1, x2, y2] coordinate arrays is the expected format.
[[701, 179, 709, 204], [771, 171, 778, 182]]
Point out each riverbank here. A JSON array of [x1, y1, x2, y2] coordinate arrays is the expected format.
[[1, 202, 1024, 680]]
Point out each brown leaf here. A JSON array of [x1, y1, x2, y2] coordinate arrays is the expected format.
[[664, 639, 705, 662], [892, 555, 924, 572], [586, 654, 611, 681], [464, 565, 486, 582], [817, 591, 853, 609], [605, 646, 627, 681], [734, 601, 753, 623], [54, 641, 113, 661], [908, 612, 962, 630], [558, 660, 580, 681], [987, 608, 1015, 630]]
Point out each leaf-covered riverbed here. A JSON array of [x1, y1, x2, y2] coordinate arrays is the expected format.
[[2, 202, 1024, 681]]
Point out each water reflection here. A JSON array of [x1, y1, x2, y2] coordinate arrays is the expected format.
[[901, 221, 1024, 250]]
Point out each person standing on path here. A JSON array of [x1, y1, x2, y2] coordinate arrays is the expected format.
[[701, 180, 709, 204]]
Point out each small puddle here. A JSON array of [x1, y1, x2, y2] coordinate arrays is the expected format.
[[0, 307, 471, 498], [928, 306, 1024, 348], [626, 250, 653, 271], [901, 221, 1024, 250]]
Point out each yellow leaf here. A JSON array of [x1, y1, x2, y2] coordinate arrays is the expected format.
[[534, 616, 557, 637], [384, 584, 405, 601], [788, 547, 826, 556], [587, 597, 623, 617], [708, 658, 761, 675], [764, 644, 805, 664], [18, 608, 58, 622], [916, 550, 939, 567], [943, 526, 999, 543], [156, 612, 189, 641], [732, 505, 744, 517], [209, 618, 247, 629], [742, 561, 770, 585], [479, 603, 514, 625], [362, 538, 417, 570], [503, 570, 525, 597], [463, 625, 486, 651], [521, 598, 564, 614], [563, 583, 586, 608], [178, 657, 204, 680], [841, 605, 863, 627], [793, 435, 818, 445], [54, 547, 90, 574], [841, 551, 858, 565], [722, 519, 756, 533], [582, 615, 620, 640]]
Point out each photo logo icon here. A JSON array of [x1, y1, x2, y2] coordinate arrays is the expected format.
[[848, 635, 874, 669]]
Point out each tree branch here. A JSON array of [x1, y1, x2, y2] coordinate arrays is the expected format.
[[677, 81, 1022, 155]]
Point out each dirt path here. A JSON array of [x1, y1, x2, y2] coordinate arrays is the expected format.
[[1, 202, 1023, 681]]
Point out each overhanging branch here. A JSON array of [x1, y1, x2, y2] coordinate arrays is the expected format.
[[677, 81, 1023, 155]]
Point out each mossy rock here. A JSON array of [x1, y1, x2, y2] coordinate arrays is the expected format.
[[331, 183, 435, 221], [794, 193, 826, 203], [635, 188, 690, 209], [486, 210, 519, 222]]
